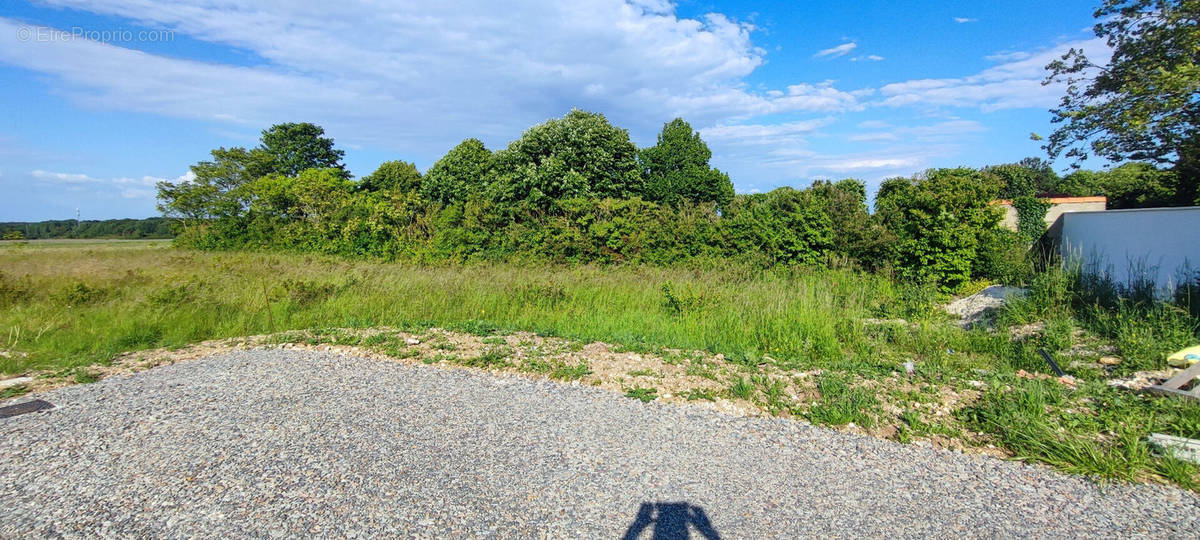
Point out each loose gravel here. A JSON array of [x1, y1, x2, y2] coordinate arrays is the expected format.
[[2, 349, 1198, 538]]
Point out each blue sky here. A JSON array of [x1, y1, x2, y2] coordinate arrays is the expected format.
[[0, 0, 1109, 220]]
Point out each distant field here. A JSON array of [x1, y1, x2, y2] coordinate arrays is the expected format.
[[1, 240, 1198, 489]]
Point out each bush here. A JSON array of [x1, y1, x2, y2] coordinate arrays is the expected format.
[[1012, 196, 1051, 243], [358, 161, 421, 193], [975, 228, 1034, 285], [639, 118, 734, 210], [0, 272, 31, 306], [421, 139, 494, 205], [876, 168, 1003, 290]]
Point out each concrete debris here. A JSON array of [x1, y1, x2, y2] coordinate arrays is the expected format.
[[1148, 433, 1200, 465], [0, 377, 33, 390], [945, 286, 1027, 329]]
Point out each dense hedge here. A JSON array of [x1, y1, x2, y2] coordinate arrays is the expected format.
[[158, 114, 1067, 290]]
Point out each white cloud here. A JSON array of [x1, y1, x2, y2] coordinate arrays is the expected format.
[[813, 41, 857, 58], [877, 38, 1110, 112], [0, 2, 788, 152], [848, 120, 985, 142], [0, 2, 1109, 202], [985, 51, 1033, 62], [31, 170, 99, 184], [856, 120, 891, 129], [31, 169, 191, 199], [818, 157, 920, 171], [954, 17, 977, 23], [700, 118, 834, 145]]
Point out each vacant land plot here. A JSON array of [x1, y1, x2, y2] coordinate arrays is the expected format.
[[1, 240, 1198, 489]]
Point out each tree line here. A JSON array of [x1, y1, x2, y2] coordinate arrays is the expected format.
[[1, 218, 174, 240], [155, 112, 1180, 291]]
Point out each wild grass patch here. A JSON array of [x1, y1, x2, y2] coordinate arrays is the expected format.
[[807, 373, 879, 428]]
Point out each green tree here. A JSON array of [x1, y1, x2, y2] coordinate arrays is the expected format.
[[359, 161, 422, 193], [488, 109, 644, 206], [639, 118, 735, 210], [1045, 0, 1199, 204], [876, 168, 1004, 289], [1099, 162, 1179, 208], [421, 139, 494, 204], [157, 147, 274, 220], [987, 158, 1062, 198], [258, 122, 348, 177], [809, 179, 895, 269]]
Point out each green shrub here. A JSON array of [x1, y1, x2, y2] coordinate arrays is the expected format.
[[875, 168, 1003, 290], [975, 228, 1034, 285], [1012, 196, 1051, 243], [58, 282, 107, 306], [0, 272, 30, 306]]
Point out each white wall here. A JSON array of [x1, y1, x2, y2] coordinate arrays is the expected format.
[[1060, 207, 1200, 291]]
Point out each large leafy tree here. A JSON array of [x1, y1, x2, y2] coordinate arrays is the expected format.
[[639, 118, 735, 210], [808, 179, 895, 269], [1058, 162, 1180, 207], [258, 122, 348, 177], [1045, 0, 1199, 204], [488, 109, 644, 206], [159, 122, 348, 221], [421, 139, 494, 204]]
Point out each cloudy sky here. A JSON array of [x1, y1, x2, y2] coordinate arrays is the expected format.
[[0, 0, 1109, 220]]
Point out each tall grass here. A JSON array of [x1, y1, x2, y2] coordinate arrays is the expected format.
[[0, 240, 907, 374]]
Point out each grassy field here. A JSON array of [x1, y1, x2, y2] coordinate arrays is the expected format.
[[2, 239, 1199, 489]]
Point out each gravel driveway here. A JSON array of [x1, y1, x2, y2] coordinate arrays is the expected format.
[[2, 349, 1198, 538]]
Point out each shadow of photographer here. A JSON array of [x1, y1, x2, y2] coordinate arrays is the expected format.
[[621, 501, 721, 540]]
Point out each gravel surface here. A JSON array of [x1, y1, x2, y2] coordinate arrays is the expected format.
[[2, 349, 1198, 538]]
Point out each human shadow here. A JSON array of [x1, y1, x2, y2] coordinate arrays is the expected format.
[[621, 501, 721, 540]]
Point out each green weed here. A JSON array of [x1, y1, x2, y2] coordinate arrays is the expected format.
[[727, 377, 754, 400], [625, 386, 658, 403], [807, 373, 879, 428]]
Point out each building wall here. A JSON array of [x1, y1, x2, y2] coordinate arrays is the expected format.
[[1059, 206, 1200, 291], [995, 197, 1107, 232]]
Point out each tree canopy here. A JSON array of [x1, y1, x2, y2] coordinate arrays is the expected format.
[[359, 161, 422, 193], [639, 118, 735, 210], [421, 139, 494, 205], [258, 122, 348, 177], [488, 109, 644, 206], [1045, 0, 1199, 203], [157, 110, 1192, 291]]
